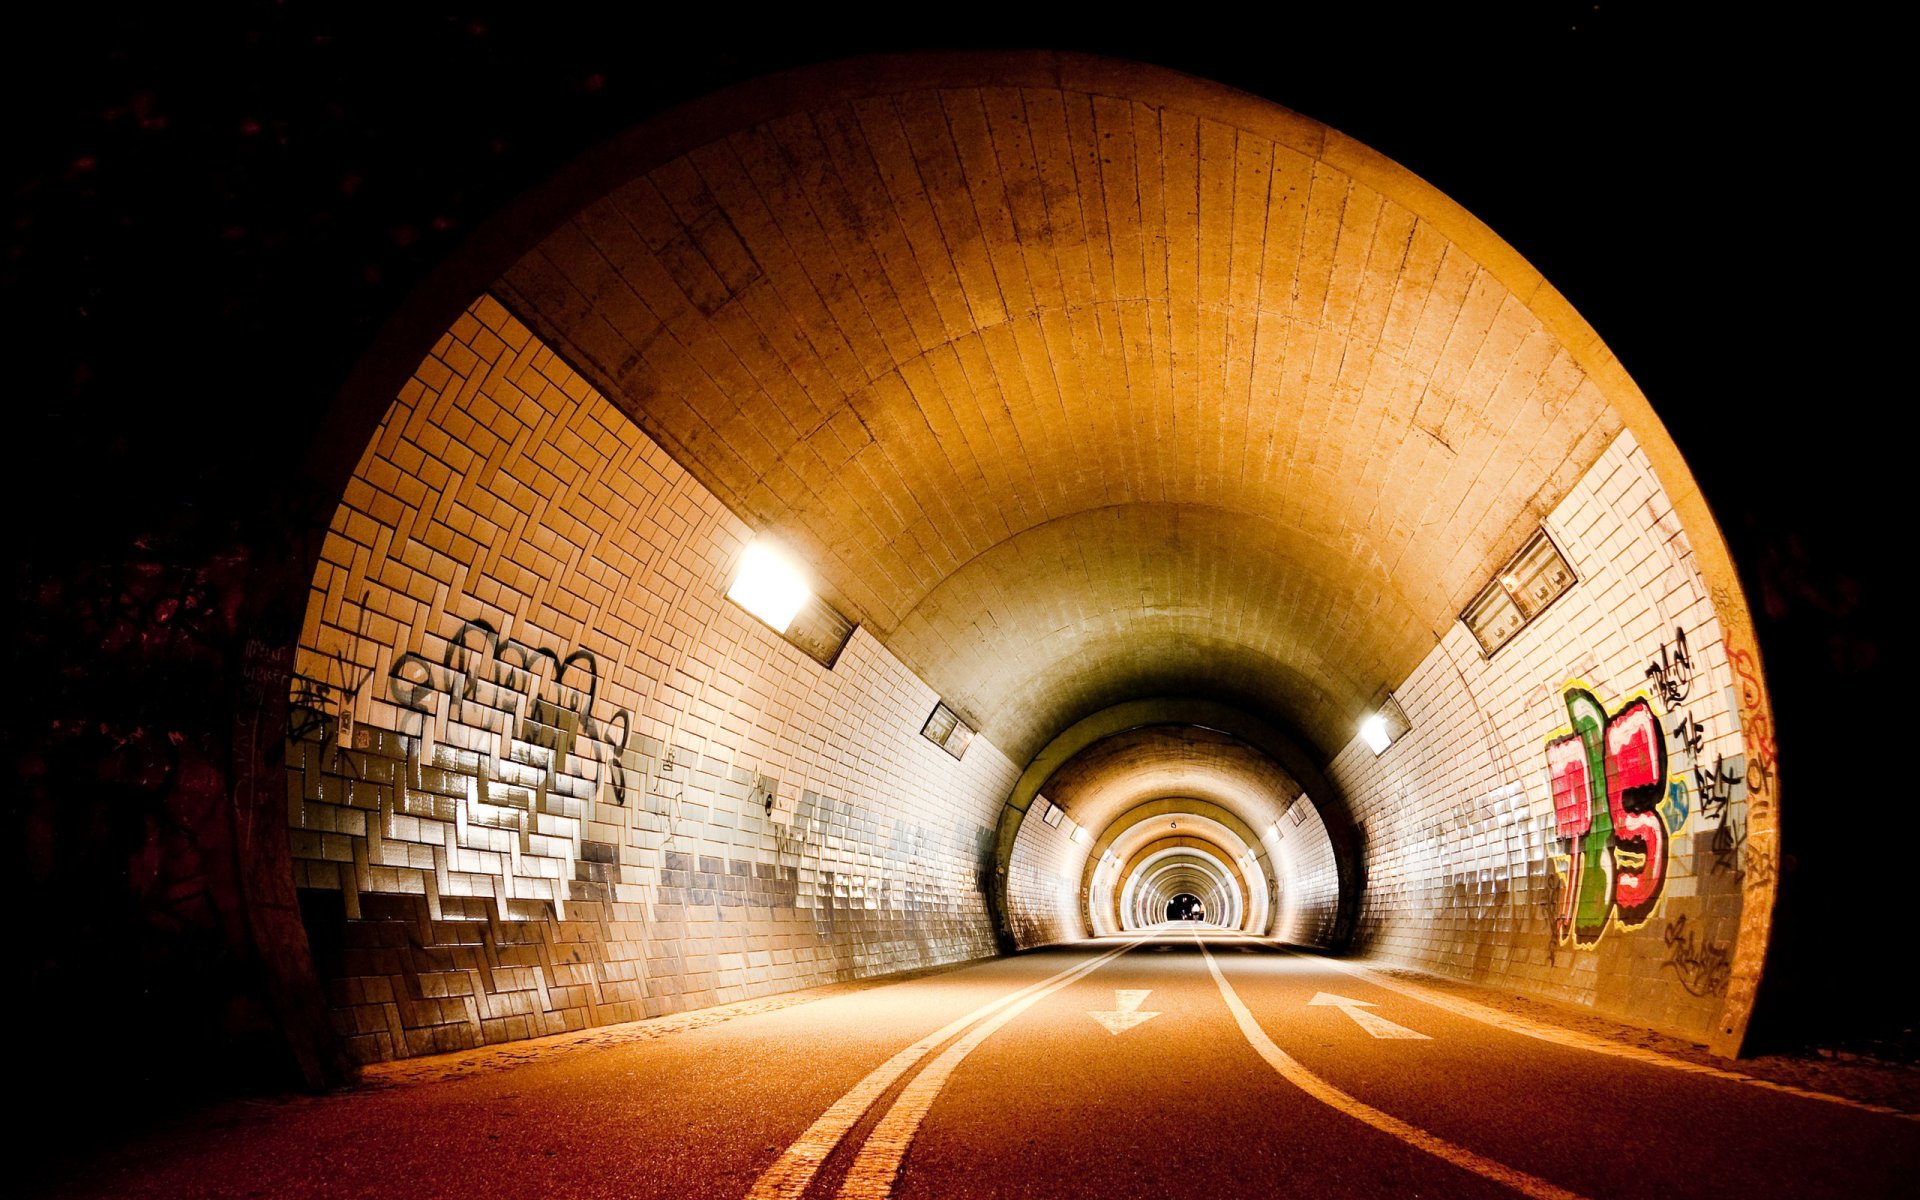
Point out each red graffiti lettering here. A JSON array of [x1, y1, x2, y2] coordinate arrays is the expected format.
[[1604, 699, 1667, 924], [1544, 685, 1671, 946], [1729, 647, 1775, 771]]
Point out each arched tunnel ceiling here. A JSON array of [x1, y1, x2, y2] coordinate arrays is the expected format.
[[496, 53, 1625, 759], [1040, 725, 1301, 840]]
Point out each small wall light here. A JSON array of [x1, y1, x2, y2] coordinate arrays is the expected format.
[[1360, 693, 1411, 756], [727, 540, 812, 633], [1360, 714, 1392, 753]]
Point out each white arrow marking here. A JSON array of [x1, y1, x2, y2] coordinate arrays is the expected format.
[[1308, 991, 1431, 1040], [1088, 989, 1162, 1034]]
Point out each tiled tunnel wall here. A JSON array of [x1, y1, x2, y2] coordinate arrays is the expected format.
[[1328, 430, 1753, 1041], [1003, 801, 1089, 949], [287, 297, 1016, 1062], [1272, 796, 1340, 946]]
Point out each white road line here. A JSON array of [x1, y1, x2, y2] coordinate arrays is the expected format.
[[744, 938, 1142, 1200], [1305, 952, 1920, 1122], [1198, 937, 1588, 1200], [834, 944, 1140, 1199]]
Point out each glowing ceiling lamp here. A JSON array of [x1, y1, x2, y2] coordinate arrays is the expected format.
[[727, 539, 812, 633]]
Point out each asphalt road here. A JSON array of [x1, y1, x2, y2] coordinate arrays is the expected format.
[[47, 933, 1920, 1198]]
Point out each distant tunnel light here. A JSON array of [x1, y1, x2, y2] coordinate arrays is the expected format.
[[1360, 714, 1393, 754], [727, 540, 812, 633]]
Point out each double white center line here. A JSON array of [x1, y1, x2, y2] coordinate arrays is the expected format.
[[746, 938, 1143, 1200]]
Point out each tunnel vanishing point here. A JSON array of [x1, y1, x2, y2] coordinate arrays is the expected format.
[[104, 52, 1788, 1088]]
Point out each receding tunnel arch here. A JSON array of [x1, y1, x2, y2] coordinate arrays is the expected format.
[[1117, 841, 1248, 932], [997, 699, 1359, 951], [1126, 850, 1241, 930], [1083, 800, 1270, 938], [893, 503, 1404, 757], [292, 48, 1784, 1064]]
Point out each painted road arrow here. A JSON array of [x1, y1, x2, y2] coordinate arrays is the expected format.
[[1307, 992, 1431, 1040], [1087, 989, 1162, 1034]]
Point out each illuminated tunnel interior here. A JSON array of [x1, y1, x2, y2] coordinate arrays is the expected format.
[[259, 49, 1781, 1073]]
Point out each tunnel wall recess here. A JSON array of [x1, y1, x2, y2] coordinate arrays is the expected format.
[[288, 297, 1015, 1061]]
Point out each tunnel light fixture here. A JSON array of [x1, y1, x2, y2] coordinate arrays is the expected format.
[[1462, 527, 1577, 657], [727, 540, 811, 633], [1361, 694, 1410, 756], [727, 537, 856, 668], [1361, 715, 1392, 753], [921, 701, 975, 760]]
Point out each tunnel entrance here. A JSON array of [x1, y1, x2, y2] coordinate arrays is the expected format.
[[1168, 894, 1206, 922]]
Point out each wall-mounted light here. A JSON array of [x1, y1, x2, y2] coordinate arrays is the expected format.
[[1360, 714, 1392, 753], [922, 701, 975, 761], [727, 540, 812, 633], [1360, 693, 1411, 756], [1462, 527, 1577, 657]]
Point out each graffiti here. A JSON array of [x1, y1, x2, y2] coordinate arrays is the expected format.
[[1659, 780, 1690, 836], [286, 591, 374, 771], [1669, 710, 1707, 765], [1543, 685, 1670, 947], [1692, 753, 1742, 826], [385, 617, 634, 806], [287, 676, 340, 746], [1711, 805, 1746, 878], [1729, 646, 1776, 798], [1744, 754, 1774, 809], [1536, 865, 1567, 966], [1644, 626, 1695, 709], [1661, 915, 1733, 997]]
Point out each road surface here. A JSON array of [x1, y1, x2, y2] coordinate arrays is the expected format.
[[47, 932, 1920, 1198]]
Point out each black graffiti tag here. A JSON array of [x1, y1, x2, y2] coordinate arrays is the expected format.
[[1662, 914, 1733, 997], [1645, 625, 1694, 709], [385, 618, 634, 804]]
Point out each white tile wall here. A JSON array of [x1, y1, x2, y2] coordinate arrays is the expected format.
[[1327, 429, 1752, 1039], [288, 296, 1018, 1060]]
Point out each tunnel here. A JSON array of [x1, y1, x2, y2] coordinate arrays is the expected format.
[[269, 49, 1776, 1064], [22, 26, 1914, 1198]]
